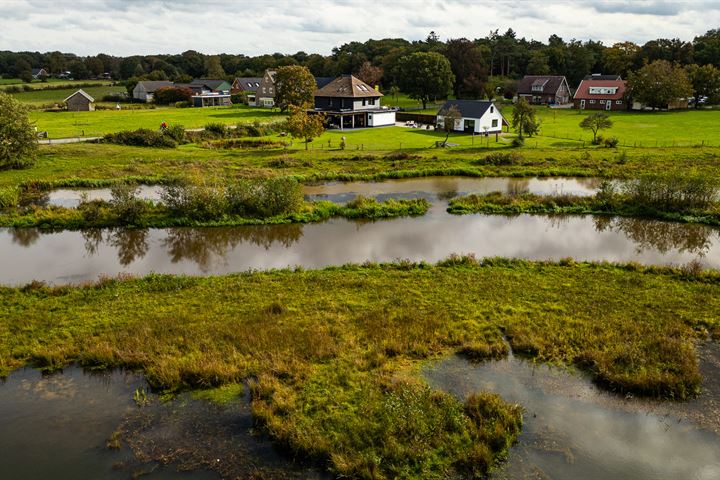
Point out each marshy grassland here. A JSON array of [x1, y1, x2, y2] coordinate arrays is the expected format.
[[1, 258, 719, 478]]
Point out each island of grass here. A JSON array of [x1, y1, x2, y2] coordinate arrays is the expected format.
[[447, 172, 720, 227], [1, 258, 718, 478], [0, 177, 430, 229]]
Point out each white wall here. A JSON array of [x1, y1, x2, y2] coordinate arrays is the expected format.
[[368, 111, 395, 127], [438, 104, 504, 133]]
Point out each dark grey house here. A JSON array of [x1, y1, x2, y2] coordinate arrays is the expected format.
[[517, 75, 571, 105], [311, 75, 396, 129], [64, 89, 95, 111]]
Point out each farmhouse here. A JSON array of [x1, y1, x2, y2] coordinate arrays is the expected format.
[[132, 80, 173, 102], [436, 100, 508, 134], [64, 89, 95, 112], [517, 75, 571, 105], [311, 74, 395, 129], [31, 68, 48, 79], [574, 77, 627, 111]]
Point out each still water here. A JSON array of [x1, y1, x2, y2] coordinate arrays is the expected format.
[[0, 367, 324, 480], [424, 347, 720, 480]]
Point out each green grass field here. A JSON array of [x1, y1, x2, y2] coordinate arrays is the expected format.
[[30, 105, 286, 138], [0, 78, 113, 90], [11, 85, 126, 106], [532, 107, 720, 147], [381, 92, 447, 112]]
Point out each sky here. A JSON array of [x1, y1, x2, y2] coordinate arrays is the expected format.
[[1, 0, 719, 56]]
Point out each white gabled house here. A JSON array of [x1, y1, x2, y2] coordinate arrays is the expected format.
[[436, 100, 508, 134]]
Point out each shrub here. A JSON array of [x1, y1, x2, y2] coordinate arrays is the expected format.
[[623, 172, 720, 211], [103, 129, 177, 148], [174, 101, 191, 108], [511, 137, 524, 147], [603, 136, 619, 148], [163, 124, 186, 143], [203, 122, 228, 137], [160, 179, 228, 221], [0, 186, 19, 209], [230, 92, 244, 105], [0, 91, 38, 170], [109, 183, 147, 224], [154, 86, 193, 105], [226, 177, 303, 217], [475, 151, 523, 166]]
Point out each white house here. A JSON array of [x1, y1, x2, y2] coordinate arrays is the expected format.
[[132, 80, 173, 102], [436, 100, 508, 134]]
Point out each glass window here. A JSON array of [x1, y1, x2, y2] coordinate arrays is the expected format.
[[490, 106, 494, 113], [492, 119, 498, 128], [616, 100, 623, 104]]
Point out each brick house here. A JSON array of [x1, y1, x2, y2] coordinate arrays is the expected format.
[[574, 78, 627, 111], [517, 75, 571, 105]]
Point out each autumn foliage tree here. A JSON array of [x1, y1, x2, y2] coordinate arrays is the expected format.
[[275, 65, 317, 112], [356, 61, 383, 88], [286, 106, 325, 150], [154, 86, 193, 105]]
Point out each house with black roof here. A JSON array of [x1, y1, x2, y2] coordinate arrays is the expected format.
[[436, 100, 508, 134]]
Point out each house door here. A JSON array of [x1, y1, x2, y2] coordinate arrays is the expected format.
[[580, 100, 585, 109], [463, 119, 475, 133], [605, 100, 612, 111]]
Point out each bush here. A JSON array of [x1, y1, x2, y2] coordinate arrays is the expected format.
[[163, 124, 186, 143], [103, 129, 177, 148], [109, 183, 147, 224], [474, 151, 523, 166], [0, 186, 19, 209], [226, 177, 303, 217], [603, 136, 619, 148], [203, 122, 228, 137], [623, 172, 720, 211], [154, 87, 193, 105], [230, 92, 244, 105], [174, 101, 191, 108], [511, 137, 524, 147], [161, 179, 228, 221]]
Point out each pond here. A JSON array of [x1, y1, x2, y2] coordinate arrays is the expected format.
[[424, 344, 720, 480], [1, 212, 718, 285], [0, 366, 325, 480], [40, 176, 602, 207]]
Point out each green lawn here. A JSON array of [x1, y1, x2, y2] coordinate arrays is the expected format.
[[381, 92, 448, 113], [30, 105, 286, 138], [11, 85, 126, 106], [530, 107, 720, 147]]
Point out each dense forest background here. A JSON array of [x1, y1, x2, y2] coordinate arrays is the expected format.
[[2, 28, 719, 92]]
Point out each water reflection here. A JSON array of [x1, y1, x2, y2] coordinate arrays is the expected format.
[[1, 213, 719, 285], [595, 216, 714, 255], [424, 353, 720, 480]]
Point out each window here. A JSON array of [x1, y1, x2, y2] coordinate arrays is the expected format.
[[262, 87, 266, 93], [362, 99, 366, 106], [589, 100, 595, 104], [369, 98, 375, 105], [616, 100, 623, 104], [600, 100, 605, 104], [491, 119, 498, 128], [490, 106, 494, 113]]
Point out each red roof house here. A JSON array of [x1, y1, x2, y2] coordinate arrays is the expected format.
[[574, 78, 627, 111]]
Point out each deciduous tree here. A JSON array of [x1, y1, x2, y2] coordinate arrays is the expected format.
[[0, 92, 38, 170], [395, 52, 454, 109], [579, 112, 613, 143], [511, 98, 539, 139], [686, 63, 720, 107], [357, 61, 383, 88], [627, 60, 693, 110], [285, 106, 325, 150], [437, 104, 461, 146], [274, 65, 317, 112]]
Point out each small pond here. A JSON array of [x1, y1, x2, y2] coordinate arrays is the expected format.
[[424, 344, 720, 480]]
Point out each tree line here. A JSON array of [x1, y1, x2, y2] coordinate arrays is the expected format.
[[1, 28, 719, 87]]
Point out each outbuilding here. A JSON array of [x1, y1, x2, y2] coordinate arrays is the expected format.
[[436, 100, 508, 134], [64, 89, 95, 112]]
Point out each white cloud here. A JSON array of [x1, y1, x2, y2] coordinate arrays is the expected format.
[[1, 0, 719, 56]]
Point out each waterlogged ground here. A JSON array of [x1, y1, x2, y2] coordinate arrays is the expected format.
[[0, 367, 325, 480], [424, 344, 720, 480]]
